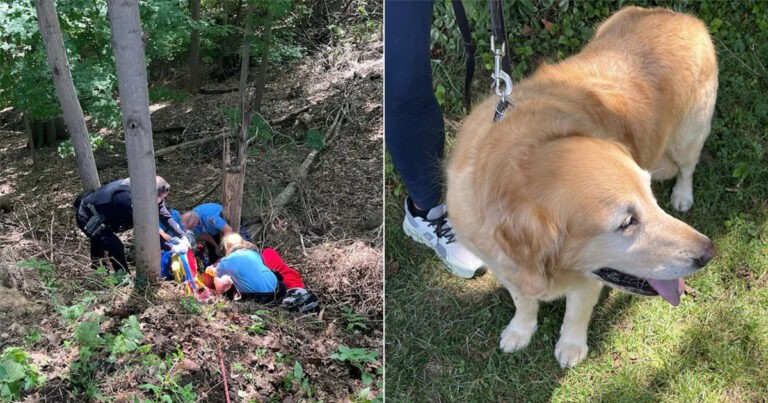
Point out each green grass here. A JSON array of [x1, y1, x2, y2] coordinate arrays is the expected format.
[[385, 1, 768, 401]]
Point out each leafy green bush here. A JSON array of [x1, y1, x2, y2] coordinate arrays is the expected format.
[[0, 347, 45, 402], [341, 306, 368, 334], [0, 0, 192, 128], [16, 258, 57, 291], [139, 347, 197, 403], [282, 361, 313, 398], [329, 345, 380, 386], [149, 86, 190, 104]]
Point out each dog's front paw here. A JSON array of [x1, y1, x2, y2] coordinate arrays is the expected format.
[[499, 322, 536, 353], [671, 188, 693, 212], [555, 340, 588, 368]]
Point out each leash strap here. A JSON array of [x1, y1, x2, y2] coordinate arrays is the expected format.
[[493, 98, 509, 123], [489, 0, 510, 74], [489, 0, 512, 122], [451, 0, 476, 110]]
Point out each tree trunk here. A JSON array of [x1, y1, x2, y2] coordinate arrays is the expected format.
[[34, 0, 100, 192], [222, 2, 254, 231], [44, 118, 56, 146], [189, 0, 201, 93], [251, 8, 272, 112], [107, 0, 160, 290], [23, 112, 36, 165]]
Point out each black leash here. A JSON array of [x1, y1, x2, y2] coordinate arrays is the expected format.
[[489, 0, 512, 122], [453, 0, 513, 121], [451, 0, 476, 110], [489, 0, 510, 75]]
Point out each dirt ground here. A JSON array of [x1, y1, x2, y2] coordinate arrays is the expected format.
[[0, 2, 382, 401]]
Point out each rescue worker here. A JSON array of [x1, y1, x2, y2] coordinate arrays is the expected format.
[[181, 203, 233, 262], [205, 233, 320, 313], [73, 176, 185, 272]]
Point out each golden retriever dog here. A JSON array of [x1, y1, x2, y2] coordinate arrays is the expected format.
[[446, 6, 718, 368]]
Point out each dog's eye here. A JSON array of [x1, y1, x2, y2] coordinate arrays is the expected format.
[[619, 215, 637, 231]]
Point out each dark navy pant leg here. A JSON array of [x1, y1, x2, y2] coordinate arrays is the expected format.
[[385, 0, 444, 211]]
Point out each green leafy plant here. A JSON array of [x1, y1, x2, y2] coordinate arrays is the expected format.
[[254, 348, 267, 359], [329, 346, 380, 386], [55, 293, 97, 325], [0, 1, 191, 134], [282, 361, 313, 398], [304, 128, 324, 150], [149, 86, 189, 104], [341, 306, 368, 334], [219, 107, 274, 146], [179, 296, 202, 315], [0, 347, 45, 402], [66, 314, 146, 398], [139, 347, 197, 403], [24, 328, 42, 347], [353, 382, 384, 403], [246, 310, 272, 335], [17, 258, 57, 291], [57, 134, 113, 159]]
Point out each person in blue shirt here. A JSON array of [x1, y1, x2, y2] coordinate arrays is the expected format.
[[181, 203, 233, 262], [205, 233, 320, 313], [206, 233, 283, 303], [73, 176, 185, 272]]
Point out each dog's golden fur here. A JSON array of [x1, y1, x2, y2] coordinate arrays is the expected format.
[[446, 6, 718, 368]]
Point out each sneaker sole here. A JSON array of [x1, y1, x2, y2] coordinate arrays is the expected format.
[[402, 219, 485, 279]]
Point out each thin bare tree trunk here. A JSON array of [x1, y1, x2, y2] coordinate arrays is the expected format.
[[107, 0, 160, 289], [222, 2, 254, 231], [23, 112, 36, 166], [251, 8, 272, 112], [35, 0, 100, 192], [189, 0, 201, 93]]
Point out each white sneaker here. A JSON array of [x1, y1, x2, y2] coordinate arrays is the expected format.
[[402, 197, 485, 279]]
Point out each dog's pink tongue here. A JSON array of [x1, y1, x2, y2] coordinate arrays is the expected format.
[[647, 278, 685, 306]]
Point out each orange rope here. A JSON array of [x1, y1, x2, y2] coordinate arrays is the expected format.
[[218, 343, 231, 403]]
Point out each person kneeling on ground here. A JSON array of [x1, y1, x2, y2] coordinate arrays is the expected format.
[[206, 233, 319, 313], [74, 176, 186, 272], [181, 203, 233, 263]]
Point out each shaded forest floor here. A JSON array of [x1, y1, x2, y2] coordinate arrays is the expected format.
[[0, 2, 382, 401]]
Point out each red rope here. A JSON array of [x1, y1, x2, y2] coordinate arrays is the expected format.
[[218, 343, 231, 403]]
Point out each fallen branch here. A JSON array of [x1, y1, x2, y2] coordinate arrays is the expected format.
[[152, 124, 185, 133], [269, 104, 312, 125], [248, 105, 345, 237], [192, 178, 223, 207], [155, 130, 227, 157], [199, 87, 238, 94]]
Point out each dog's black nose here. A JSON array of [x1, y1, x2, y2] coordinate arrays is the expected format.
[[694, 241, 716, 268]]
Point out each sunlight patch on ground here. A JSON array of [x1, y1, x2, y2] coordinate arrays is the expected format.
[[0, 182, 14, 196]]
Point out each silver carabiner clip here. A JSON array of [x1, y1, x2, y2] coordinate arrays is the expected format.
[[490, 35, 513, 100]]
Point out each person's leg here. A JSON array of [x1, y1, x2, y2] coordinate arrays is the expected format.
[[205, 236, 220, 263], [385, 0, 444, 211], [385, 0, 484, 278], [261, 248, 305, 289], [99, 231, 129, 272]]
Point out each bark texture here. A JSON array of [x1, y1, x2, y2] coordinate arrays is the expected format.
[[107, 0, 160, 285], [35, 0, 101, 192]]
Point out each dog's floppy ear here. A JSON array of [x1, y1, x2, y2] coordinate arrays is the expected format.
[[493, 203, 561, 296]]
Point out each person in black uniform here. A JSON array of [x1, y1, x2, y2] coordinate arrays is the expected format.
[[73, 176, 185, 272]]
